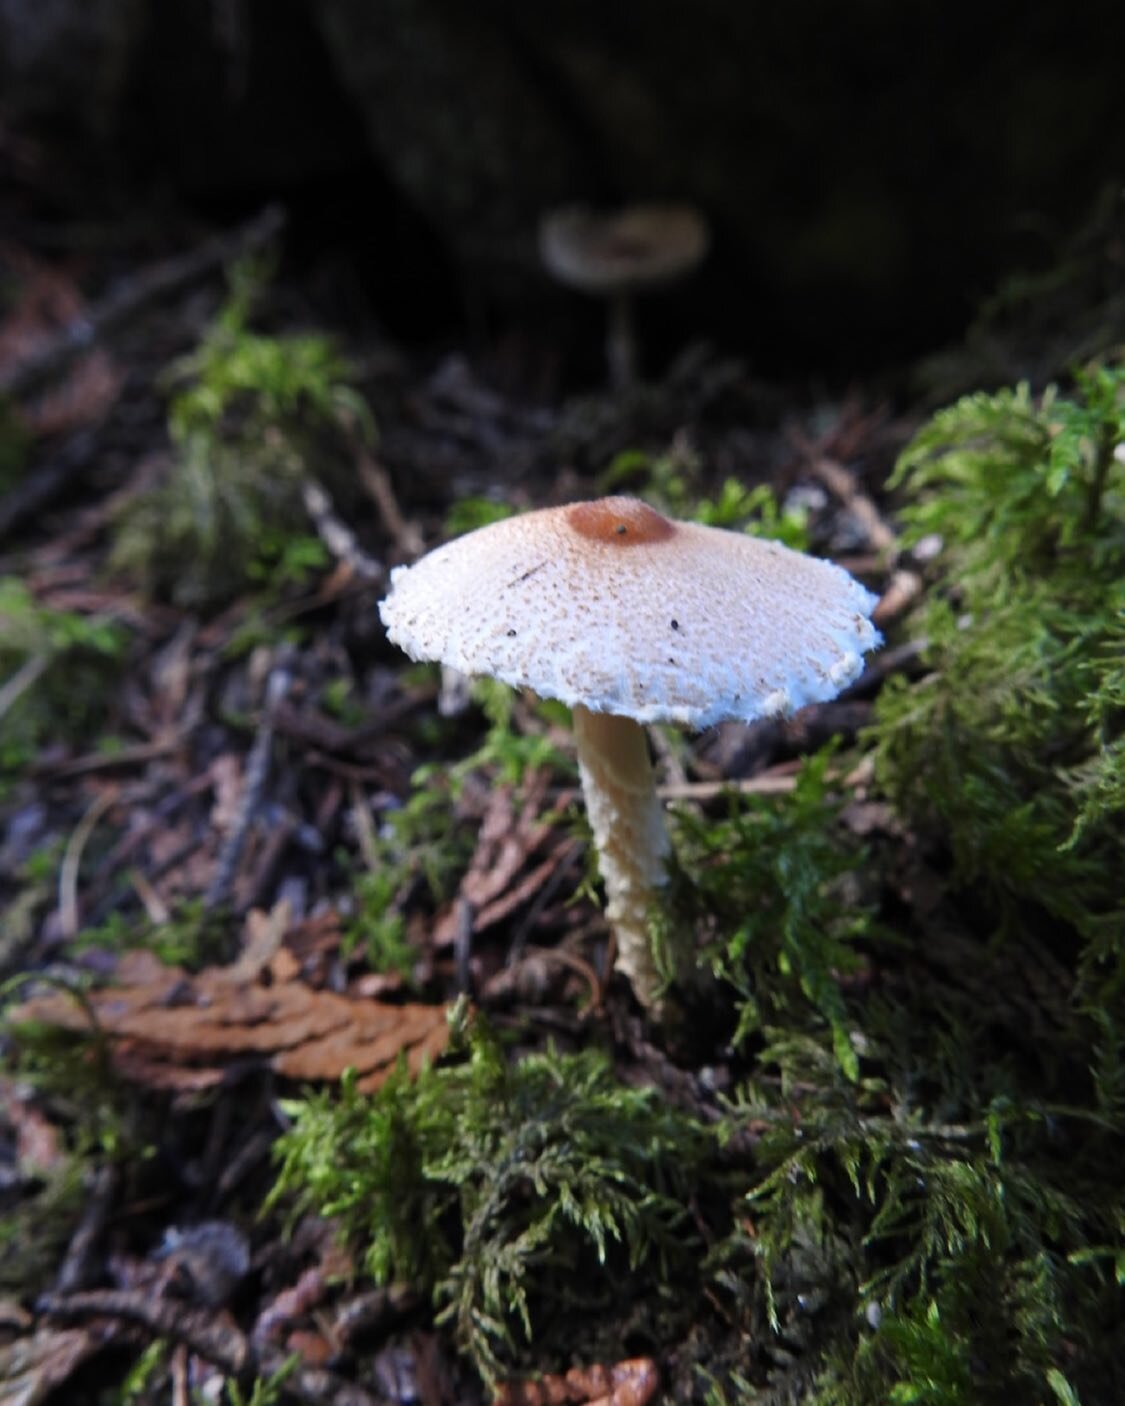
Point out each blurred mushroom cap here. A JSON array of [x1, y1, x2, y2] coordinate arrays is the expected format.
[[539, 204, 710, 295], [379, 497, 880, 728]]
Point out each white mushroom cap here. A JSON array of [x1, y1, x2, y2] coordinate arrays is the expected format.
[[379, 497, 880, 729], [539, 204, 710, 295]]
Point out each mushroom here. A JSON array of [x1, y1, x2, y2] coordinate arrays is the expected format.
[[378, 496, 880, 1011], [539, 204, 710, 389]]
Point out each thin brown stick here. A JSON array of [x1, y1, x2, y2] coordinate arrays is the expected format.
[[1, 204, 286, 399], [55, 1164, 119, 1294], [808, 453, 898, 556], [172, 1343, 190, 1406], [349, 779, 382, 873], [658, 773, 800, 802], [0, 652, 49, 723], [129, 866, 171, 925], [204, 661, 292, 911], [58, 787, 120, 938], [523, 944, 605, 1012], [873, 568, 923, 626], [356, 447, 425, 559]]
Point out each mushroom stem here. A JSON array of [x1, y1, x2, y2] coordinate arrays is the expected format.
[[572, 704, 673, 1008], [606, 291, 637, 390]]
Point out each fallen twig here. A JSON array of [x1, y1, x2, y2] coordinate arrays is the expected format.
[[301, 477, 383, 581], [0, 652, 49, 724], [873, 567, 923, 625], [39, 1289, 388, 1406], [658, 772, 806, 802], [785, 417, 898, 559], [58, 787, 120, 939], [54, 1165, 119, 1295], [839, 638, 928, 696], [807, 452, 898, 557], [204, 662, 292, 911], [356, 446, 425, 559]]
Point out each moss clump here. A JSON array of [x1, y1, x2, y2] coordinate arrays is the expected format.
[[270, 1010, 718, 1384], [0, 577, 128, 781], [873, 367, 1124, 967], [111, 259, 373, 609], [257, 369, 1125, 1402], [672, 370, 1125, 1403], [727, 1020, 1125, 1406], [670, 747, 876, 1080], [340, 780, 470, 979], [718, 365, 1125, 1406]]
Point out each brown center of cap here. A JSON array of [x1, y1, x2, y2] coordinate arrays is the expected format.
[[566, 497, 676, 547]]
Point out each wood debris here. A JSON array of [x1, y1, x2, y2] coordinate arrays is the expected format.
[[0, 1325, 107, 1406], [9, 944, 452, 1094]]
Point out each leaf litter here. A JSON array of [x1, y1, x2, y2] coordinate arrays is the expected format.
[[10, 903, 452, 1094]]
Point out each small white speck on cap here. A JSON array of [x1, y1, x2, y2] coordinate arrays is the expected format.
[[378, 497, 881, 728]]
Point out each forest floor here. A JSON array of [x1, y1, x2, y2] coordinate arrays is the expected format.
[[1, 201, 1122, 1406]]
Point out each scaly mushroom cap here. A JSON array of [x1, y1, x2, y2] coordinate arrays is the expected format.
[[379, 497, 880, 728], [539, 204, 710, 295]]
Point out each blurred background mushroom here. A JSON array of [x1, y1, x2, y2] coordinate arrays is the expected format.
[[539, 204, 710, 388]]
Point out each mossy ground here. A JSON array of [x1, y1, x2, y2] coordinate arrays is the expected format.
[[248, 367, 1125, 1404], [0, 252, 1121, 1405]]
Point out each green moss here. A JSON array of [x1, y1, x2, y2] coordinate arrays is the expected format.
[[110, 258, 373, 609], [0, 577, 128, 781], [443, 495, 516, 536], [339, 771, 469, 973], [0, 1148, 88, 1297], [730, 1022, 1124, 1406], [68, 899, 234, 969], [0, 988, 142, 1299], [873, 367, 1124, 970], [270, 1009, 719, 1384], [447, 678, 574, 787], [601, 444, 810, 547], [713, 367, 1125, 1405], [671, 747, 876, 1080]]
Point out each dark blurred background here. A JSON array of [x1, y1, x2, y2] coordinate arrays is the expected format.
[[3, 0, 1123, 379]]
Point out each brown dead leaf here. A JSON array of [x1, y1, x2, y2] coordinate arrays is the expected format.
[[8, 948, 452, 1094], [494, 1358, 659, 1406], [434, 773, 574, 945], [0, 246, 123, 436], [23, 348, 124, 438], [252, 1266, 328, 1348], [110, 1043, 227, 1092], [0, 245, 84, 374], [284, 1329, 334, 1367], [0, 1079, 64, 1173], [473, 839, 580, 933], [0, 1327, 103, 1406]]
